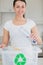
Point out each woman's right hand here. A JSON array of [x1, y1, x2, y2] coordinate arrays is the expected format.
[[0, 44, 6, 48]]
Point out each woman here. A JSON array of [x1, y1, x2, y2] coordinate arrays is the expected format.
[[0, 0, 42, 64], [0, 0, 42, 48]]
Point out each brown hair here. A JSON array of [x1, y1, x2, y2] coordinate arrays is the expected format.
[[13, 0, 26, 18]]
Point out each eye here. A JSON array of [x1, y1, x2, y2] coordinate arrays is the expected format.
[[22, 6, 25, 8], [16, 6, 20, 8]]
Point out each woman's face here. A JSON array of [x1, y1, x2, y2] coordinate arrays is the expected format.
[[13, 1, 26, 17]]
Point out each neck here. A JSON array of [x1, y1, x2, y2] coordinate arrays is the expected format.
[[14, 15, 25, 21]]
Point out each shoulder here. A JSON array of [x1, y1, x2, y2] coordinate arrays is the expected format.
[[4, 20, 12, 28], [27, 18, 36, 25], [27, 18, 36, 29], [3, 20, 12, 31]]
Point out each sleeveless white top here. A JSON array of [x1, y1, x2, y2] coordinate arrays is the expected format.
[[3, 18, 36, 49]]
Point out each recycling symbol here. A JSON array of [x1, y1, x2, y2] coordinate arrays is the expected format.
[[14, 53, 26, 65]]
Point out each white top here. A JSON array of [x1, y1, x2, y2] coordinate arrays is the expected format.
[[3, 18, 36, 49]]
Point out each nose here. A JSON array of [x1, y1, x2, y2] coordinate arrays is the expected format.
[[19, 7, 23, 11]]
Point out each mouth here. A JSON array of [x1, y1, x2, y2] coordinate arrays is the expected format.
[[18, 12, 23, 14]]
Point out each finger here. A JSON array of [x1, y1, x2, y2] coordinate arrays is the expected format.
[[0, 45, 2, 48]]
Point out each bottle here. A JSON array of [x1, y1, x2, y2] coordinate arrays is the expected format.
[[32, 40, 37, 45]]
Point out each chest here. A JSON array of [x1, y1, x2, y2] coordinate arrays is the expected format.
[[9, 24, 31, 39]]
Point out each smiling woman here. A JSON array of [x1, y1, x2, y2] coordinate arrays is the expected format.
[[0, 0, 42, 65]]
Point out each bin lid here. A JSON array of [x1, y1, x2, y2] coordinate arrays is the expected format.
[[33, 46, 42, 53], [0, 46, 22, 54]]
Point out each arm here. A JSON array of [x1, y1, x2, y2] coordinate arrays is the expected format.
[[31, 26, 42, 45], [0, 29, 10, 48]]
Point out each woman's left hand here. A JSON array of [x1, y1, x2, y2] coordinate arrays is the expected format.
[[30, 33, 39, 42], [30, 26, 42, 44]]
